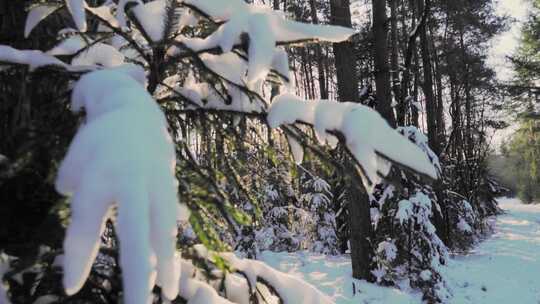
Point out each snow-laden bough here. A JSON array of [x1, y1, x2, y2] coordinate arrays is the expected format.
[[56, 70, 189, 304], [267, 93, 438, 191]]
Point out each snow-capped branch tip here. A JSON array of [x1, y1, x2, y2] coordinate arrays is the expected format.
[[188, 244, 333, 304], [66, 0, 88, 32], [0, 45, 68, 71], [267, 93, 439, 191], [24, 4, 63, 38]]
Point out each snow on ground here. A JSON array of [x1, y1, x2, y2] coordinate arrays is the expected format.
[[260, 197, 540, 303], [443, 197, 540, 303], [260, 251, 422, 303]]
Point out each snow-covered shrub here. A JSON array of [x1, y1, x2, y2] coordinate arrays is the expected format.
[[300, 174, 338, 255], [367, 127, 451, 302], [366, 126, 504, 301], [442, 156, 502, 251], [370, 183, 450, 302], [242, 156, 302, 254]]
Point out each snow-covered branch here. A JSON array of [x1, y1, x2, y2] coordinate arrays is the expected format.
[[56, 69, 189, 303], [267, 94, 439, 190]]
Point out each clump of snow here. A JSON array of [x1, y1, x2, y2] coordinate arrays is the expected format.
[[395, 192, 436, 235], [377, 241, 398, 262], [56, 70, 187, 303], [222, 251, 333, 304], [267, 93, 315, 127], [268, 93, 438, 191], [107, 63, 147, 87], [48, 36, 125, 67], [66, 0, 87, 32], [177, 71, 265, 113], [177, 0, 354, 89], [457, 218, 473, 233], [24, 4, 60, 38], [115, 0, 142, 29], [132, 0, 167, 42], [0, 45, 67, 70], [86, 4, 120, 28], [287, 135, 304, 165], [419, 270, 432, 281], [200, 52, 247, 86], [189, 246, 332, 304], [397, 126, 441, 172], [47, 36, 87, 56], [178, 259, 234, 304], [71, 43, 125, 67], [396, 199, 413, 225]]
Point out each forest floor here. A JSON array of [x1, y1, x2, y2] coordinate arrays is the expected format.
[[261, 197, 540, 303]]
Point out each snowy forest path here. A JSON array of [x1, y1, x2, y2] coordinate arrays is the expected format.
[[260, 197, 540, 303], [444, 197, 540, 303]]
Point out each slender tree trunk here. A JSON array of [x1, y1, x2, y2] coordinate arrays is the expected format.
[[430, 27, 446, 146], [309, 0, 329, 99], [459, 30, 473, 160], [389, 0, 401, 124], [418, 0, 439, 155], [411, 49, 420, 127], [372, 0, 396, 126], [330, 0, 372, 281]]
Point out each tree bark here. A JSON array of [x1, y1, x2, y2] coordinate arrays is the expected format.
[[389, 0, 401, 124], [372, 0, 396, 126], [430, 26, 446, 147], [309, 0, 329, 99], [417, 0, 439, 155], [330, 0, 359, 102], [330, 0, 372, 281]]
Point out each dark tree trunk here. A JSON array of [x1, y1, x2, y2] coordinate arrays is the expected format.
[[389, 0, 401, 124], [346, 161, 373, 280], [309, 0, 328, 99], [418, 0, 439, 155], [430, 27, 446, 147], [330, 0, 359, 102], [372, 0, 396, 126], [330, 0, 372, 281]]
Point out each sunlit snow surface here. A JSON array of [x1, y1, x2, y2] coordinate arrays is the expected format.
[[443, 197, 540, 303], [261, 197, 540, 303], [260, 251, 422, 303]]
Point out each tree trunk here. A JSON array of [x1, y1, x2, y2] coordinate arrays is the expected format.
[[389, 0, 401, 125], [330, 0, 372, 281], [309, 0, 329, 99], [372, 0, 396, 126], [346, 160, 373, 280], [418, 0, 439, 154], [330, 0, 359, 102], [430, 26, 446, 147]]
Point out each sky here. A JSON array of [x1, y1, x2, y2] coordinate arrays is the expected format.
[[488, 0, 531, 150], [488, 0, 531, 81]]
